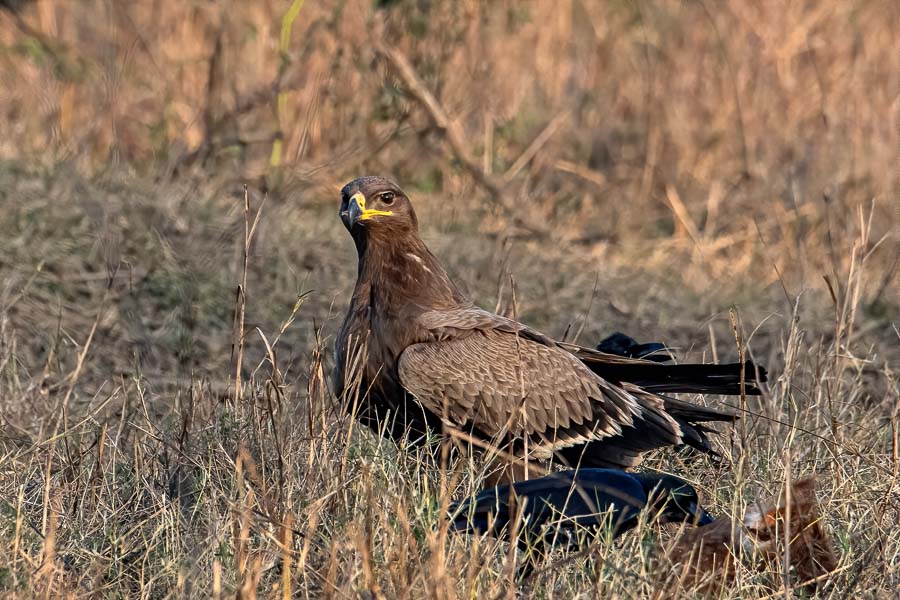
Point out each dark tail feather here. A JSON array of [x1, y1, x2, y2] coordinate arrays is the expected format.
[[587, 360, 768, 395], [661, 395, 737, 458], [674, 421, 726, 458], [594, 332, 767, 395], [586, 332, 763, 460], [662, 395, 739, 423]]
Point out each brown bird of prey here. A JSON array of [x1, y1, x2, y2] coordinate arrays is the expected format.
[[333, 176, 765, 474]]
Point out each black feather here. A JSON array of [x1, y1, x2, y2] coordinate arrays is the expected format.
[[596, 332, 672, 362], [588, 359, 768, 395], [449, 469, 714, 551], [594, 332, 768, 395]]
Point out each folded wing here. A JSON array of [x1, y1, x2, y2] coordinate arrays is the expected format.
[[398, 326, 682, 464]]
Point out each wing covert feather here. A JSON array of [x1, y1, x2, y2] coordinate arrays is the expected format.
[[398, 329, 654, 455]]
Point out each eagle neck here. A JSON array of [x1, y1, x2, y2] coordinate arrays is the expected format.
[[355, 233, 468, 313]]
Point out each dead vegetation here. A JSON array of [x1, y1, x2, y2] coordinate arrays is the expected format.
[[0, 1, 897, 598]]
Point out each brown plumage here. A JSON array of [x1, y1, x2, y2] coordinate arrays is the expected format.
[[333, 176, 767, 473]]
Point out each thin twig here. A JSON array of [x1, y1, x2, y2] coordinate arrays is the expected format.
[[375, 43, 505, 200], [374, 43, 549, 236], [502, 110, 570, 183], [231, 186, 264, 404]]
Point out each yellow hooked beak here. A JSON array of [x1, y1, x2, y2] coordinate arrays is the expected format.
[[348, 192, 392, 224]]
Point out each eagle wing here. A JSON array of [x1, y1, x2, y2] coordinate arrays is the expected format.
[[398, 308, 683, 460]]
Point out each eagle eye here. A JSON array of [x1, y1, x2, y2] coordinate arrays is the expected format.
[[379, 192, 395, 205]]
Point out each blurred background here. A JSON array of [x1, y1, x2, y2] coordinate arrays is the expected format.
[[1, 3, 898, 596], [0, 0, 896, 391]]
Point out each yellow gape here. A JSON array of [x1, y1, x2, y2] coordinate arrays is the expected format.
[[350, 192, 393, 220]]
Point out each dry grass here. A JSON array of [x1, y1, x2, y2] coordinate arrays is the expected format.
[[0, 1, 897, 598]]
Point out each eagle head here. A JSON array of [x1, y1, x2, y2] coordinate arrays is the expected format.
[[339, 176, 418, 234]]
